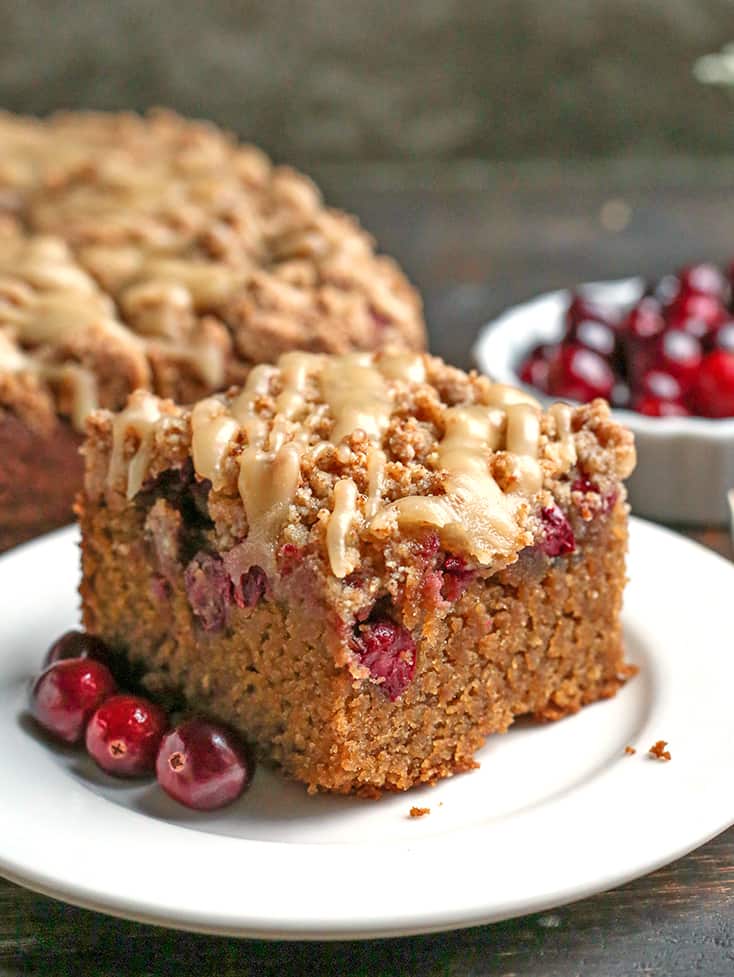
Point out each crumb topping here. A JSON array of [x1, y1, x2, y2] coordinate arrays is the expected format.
[[88, 351, 636, 581], [648, 740, 671, 761]]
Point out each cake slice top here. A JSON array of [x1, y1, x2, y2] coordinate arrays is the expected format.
[[85, 350, 636, 580]]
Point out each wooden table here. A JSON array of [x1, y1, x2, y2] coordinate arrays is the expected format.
[[3, 166, 734, 976]]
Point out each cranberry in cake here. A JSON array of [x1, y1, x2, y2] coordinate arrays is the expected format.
[[78, 350, 636, 795], [0, 110, 425, 550]]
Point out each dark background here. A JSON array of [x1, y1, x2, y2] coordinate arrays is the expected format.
[[1, 0, 734, 167]]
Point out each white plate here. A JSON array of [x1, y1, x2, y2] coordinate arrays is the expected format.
[[1, 521, 733, 940]]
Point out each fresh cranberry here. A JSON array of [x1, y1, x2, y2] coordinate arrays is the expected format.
[[692, 350, 734, 418], [566, 294, 618, 329], [652, 330, 703, 392], [86, 694, 168, 777], [440, 555, 476, 601], [624, 298, 666, 341], [623, 300, 666, 385], [639, 369, 683, 403], [42, 630, 111, 670], [677, 263, 728, 299], [415, 532, 441, 562], [665, 292, 726, 340], [713, 321, 734, 354], [568, 319, 618, 360], [352, 618, 417, 700], [571, 474, 598, 494], [546, 344, 615, 402], [539, 505, 576, 557], [519, 349, 550, 392], [156, 719, 252, 811], [184, 551, 232, 632], [232, 565, 268, 608], [30, 658, 117, 744], [570, 474, 618, 512], [634, 396, 690, 417]]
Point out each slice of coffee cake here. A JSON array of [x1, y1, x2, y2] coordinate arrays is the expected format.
[[78, 351, 636, 795]]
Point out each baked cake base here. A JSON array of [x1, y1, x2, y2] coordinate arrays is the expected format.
[[79, 494, 631, 795]]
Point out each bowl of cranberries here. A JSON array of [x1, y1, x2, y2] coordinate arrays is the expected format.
[[474, 264, 734, 525]]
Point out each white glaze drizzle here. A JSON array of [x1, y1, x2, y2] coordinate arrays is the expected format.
[[369, 404, 520, 562], [108, 390, 163, 499], [190, 398, 239, 490], [320, 353, 392, 443], [548, 402, 578, 468], [181, 351, 577, 574], [366, 447, 387, 518], [327, 478, 359, 578], [238, 441, 303, 527], [0, 233, 227, 430]]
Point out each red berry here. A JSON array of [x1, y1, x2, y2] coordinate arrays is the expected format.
[[571, 474, 599, 494], [519, 351, 550, 392], [351, 618, 417, 700], [571, 475, 619, 513], [440, 555, 476, 602], [653, 330, 703, 392], [232, 565, 268, 608], [568, 318, 617, 359], [692, 350, 734, 418], [547, 344, 615, 402], [634, 396, 690, 417], [624, 298, 665, 341], [539, 505, 576, 557], [665, 291, 726, 339], [42, 630, 111, 670], [156, 720, 252, 811], [677, 263, 728, 299], [30, 658, 117, 744], [639, 369, 683, 403], [86, 694, 169, 778]]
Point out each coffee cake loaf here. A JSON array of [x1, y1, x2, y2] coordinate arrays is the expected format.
[[78, 351, 636, 795], [0, 110, 424, 549]]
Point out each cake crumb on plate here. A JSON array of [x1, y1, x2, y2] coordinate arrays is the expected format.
[[648, 740, 671, 761], [410, 806, 431, 818]]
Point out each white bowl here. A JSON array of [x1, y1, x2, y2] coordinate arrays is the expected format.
[[473, 279, 734, 526]]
